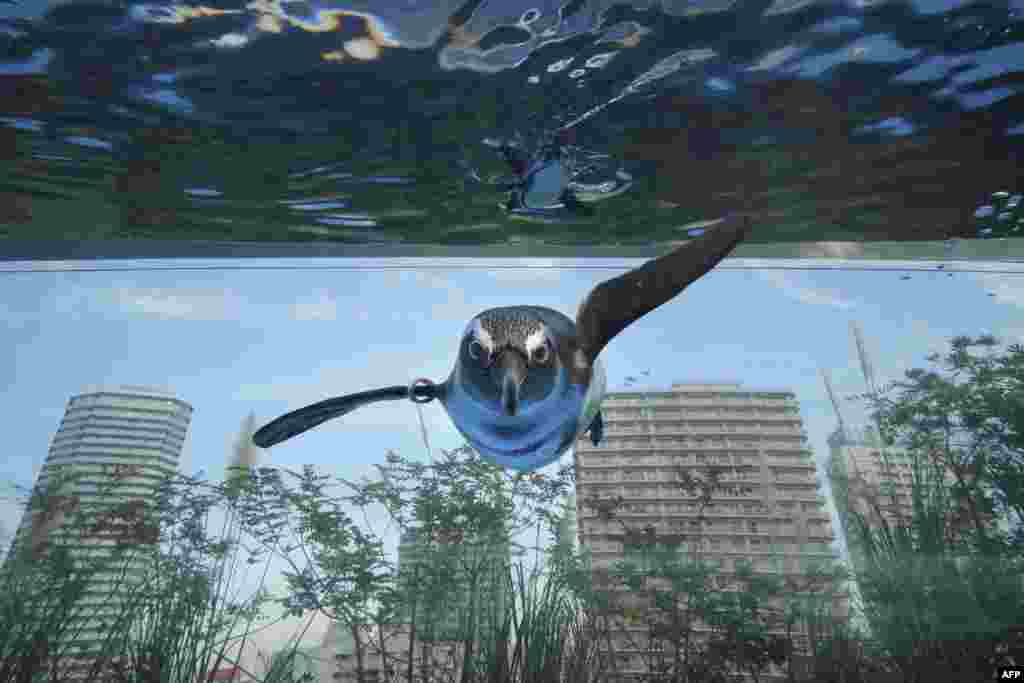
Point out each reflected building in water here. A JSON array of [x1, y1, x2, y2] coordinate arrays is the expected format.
[[321, 523, 511, 683], [826, 423, 917, 546], [822, 320, 1012, 644], [2, 385, 191, 681], [394, 523, 510, 643], [824, 422, 911, 638], [826, 421, 1010, 635], [573, 382, 844, 683]]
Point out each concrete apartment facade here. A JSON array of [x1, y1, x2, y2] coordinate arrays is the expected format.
[[3, 385, 191, 680], [572, 382, 845, 682]]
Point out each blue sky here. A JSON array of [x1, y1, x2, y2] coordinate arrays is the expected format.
[[2, 254, 1023, 667]]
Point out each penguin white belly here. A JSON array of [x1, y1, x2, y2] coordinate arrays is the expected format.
[[575, 355, 606, 441]]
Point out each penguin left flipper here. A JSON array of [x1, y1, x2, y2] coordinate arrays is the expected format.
[[588, 411, 604, 446], [253, 386, 413, 448], [574, 213, 752, 365]]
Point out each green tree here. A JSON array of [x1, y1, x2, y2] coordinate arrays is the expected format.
[[230, 446, 577, 683], [864, 334, 1023, 550], [846, 334, 1024, 681], [0, 462, 309, 683]]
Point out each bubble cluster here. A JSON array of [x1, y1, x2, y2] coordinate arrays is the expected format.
[[547, 58, 574, 73], [974, 191, 1024, 238]]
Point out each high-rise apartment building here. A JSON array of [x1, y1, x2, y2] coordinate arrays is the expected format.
[[573, 382, 843, 682], [4, 385, 191, 677]]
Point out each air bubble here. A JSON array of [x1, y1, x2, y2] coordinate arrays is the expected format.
[[547, 58, 574, 73], [569, 68, 586, 78], [585, 52, 617, 69], [706, 77, 735, 92], [520, 8, 540, 25], [527, 75, 540, 84], [130, 4, 182, 23], [1007, 194, 1020, 209]]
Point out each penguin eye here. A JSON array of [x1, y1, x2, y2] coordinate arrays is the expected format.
[[468, 338, 488, 362], [531, 340, 551, 365]]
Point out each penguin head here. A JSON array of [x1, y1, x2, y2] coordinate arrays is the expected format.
[[455, 307, 560, 418]]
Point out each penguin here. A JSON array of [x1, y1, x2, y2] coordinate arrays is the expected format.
[[496, 134, 583, 219], [252, 214, 752, 472], [491, 131, 630, 223]]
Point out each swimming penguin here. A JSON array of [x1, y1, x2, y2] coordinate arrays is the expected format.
[[252, 214, 752, 472], [491, 131, 631, 223]]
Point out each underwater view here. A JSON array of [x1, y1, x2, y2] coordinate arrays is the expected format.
[[2, 0, 1024, 682], [0, 0, 1023, 252]]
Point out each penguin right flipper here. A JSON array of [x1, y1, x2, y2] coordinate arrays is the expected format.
[[574, 213, 751, 365], [588, 411, 604, 446], [253, 385, 417, 448]]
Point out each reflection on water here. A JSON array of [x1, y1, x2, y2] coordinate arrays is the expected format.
[[0, 0, 1021, 247]]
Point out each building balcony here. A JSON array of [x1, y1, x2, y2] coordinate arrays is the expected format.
[[604, 410, 802, 423], [606, 395, 795, 407], [577, 438, 806, 453], [600, 424, 807, 439]]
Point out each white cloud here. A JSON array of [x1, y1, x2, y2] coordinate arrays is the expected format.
[[84, 283, 365, 323], [383, 270, 479, 323], [233, 347, 460, 430], [48, 263, 588, 328], [757, 271, 857, 309], [289, 288, 339, 321], [796, 242, 865, 259], [968, 272, 1024, 309], [484, 258, 577, 286], [110, 287, 245, 320], [50, 282, 105, 320]]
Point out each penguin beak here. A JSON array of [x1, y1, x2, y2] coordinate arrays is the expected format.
[[495, 349, 528, 416]]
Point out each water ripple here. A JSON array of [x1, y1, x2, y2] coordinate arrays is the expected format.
[[0, 0, 1019, 245]]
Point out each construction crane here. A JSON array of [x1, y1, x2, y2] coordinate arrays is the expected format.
[[851, 321, 880, 400], [850, 322, 900, 500], [821, 368, 847, 435]]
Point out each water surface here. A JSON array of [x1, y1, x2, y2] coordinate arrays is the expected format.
[[0, 0, 1022, 255]]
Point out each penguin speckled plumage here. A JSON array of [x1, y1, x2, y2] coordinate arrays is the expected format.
[[252, 214, 752, 472]]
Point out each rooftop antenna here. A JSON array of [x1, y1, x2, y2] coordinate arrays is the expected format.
[[415, 402, 434, 465]]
